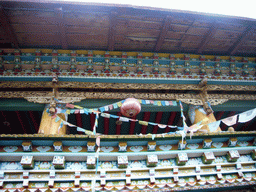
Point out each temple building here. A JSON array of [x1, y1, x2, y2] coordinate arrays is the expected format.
[[0, 0, 256, 191]]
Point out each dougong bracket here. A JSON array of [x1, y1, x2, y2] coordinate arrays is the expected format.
[[198, 78, 213, 115]]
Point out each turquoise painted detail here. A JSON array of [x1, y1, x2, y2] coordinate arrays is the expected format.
[[0, 146, 255, 157], [1, 76, 256, 86]]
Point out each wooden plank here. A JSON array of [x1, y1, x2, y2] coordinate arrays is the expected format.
[[154, 16, 172, 52], [229, 26, 253, 55], [197, 22, 219, 54], [0, 6, 19, 48], [12, 24, 59, 33], [108, 12, 118, 51], [16, 33, 60, 46], [54, 7, 68, 49]]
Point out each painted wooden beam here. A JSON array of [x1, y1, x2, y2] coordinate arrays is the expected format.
[[75, 113, 83, 132], [54, 7, 68, 49], [165, 112, 177, 133], [108, 11, 118, 51], [104, 112, 110, 135], [197, 22, 218, 54], [0, 6, 19, 48], [141, 112, 151, 134], [28, 111, 39, 133], [229, 26, 252, 55], [16, 111, 27, 133], [152, 112, 163, 134], [90, 113, 96, 131], [129, 115, 137, 135], [115, 112, 122, 135], [154, 16, 172, 52]]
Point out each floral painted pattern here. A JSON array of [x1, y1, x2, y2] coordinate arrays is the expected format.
[[159, 145, 172, 151], [68, 146, 83, 152], [237, 141, 249, 147], [100, 146, 114, 152], [3, 146, 18, 152], [212, 142, 223, 148], [187, 144, 199, 150], [129, 146, 143, 152], [36, 146, 51, 152]]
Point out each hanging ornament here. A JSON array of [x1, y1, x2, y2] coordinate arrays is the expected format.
[[120, 98, 141, 117]]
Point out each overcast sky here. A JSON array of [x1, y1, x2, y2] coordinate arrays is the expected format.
[[57, 0, 256, 20]]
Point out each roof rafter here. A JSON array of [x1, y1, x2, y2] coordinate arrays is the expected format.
[[0, 5, 19, 48], [108, 11, 118, 51], [229, 26, 253, 55], [54, 7, 68, 50], [154, 15, 172, 52], [197, 22, 219, 54]]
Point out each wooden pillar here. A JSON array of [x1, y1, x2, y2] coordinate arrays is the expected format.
[[38, 106, 67, 135]]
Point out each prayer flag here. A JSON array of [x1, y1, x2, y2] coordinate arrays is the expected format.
[[139, 121, 149, 126], [208, 121, 221, 132], [74, 105, 83, 109], [119, 117, 130, 122], [108, 105, 113, 110], [113, 103, 118, 109], [117, 102, 122, 107], [66, 103, 74, 108], [222, 115, 237, 126], [99, 107, 105, 112], [238, 108, 256, 123], [158, 124, 167, 128], [101, 113, 110, 118]]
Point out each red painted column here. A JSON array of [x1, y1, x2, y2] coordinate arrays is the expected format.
[[165, 112, 177, 133], [115, 112, 122, 135], [141, 112, 151, 134], [129, 115, 137, 135], [152, 112, 163, 134]]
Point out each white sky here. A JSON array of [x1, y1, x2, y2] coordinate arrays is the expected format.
[[58, 0, 256, 20]]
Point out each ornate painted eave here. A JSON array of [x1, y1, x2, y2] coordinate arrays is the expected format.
[[0, 132, 256, 191], [0, 131, 255, 140]]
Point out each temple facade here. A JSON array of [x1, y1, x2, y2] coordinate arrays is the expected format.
[[0, 0, 256, 191]]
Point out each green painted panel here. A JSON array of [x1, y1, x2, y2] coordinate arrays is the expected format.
[[0, 99, 256, 113]]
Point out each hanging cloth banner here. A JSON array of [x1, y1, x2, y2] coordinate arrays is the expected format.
[[77, 127, 94, 135], [101, 113, 111, 118], [222, 115, 238, 126], [158, 124, 167, 129], [66, 103, 75, 109], [238, 108, 256, 123], [179, 101, 186, 126], [139, 121, 149, 126], [119, 117, 130, 122], [208, 121, 221, 132], [93, 113, 99, 135], [168, 125, 177, 128]]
